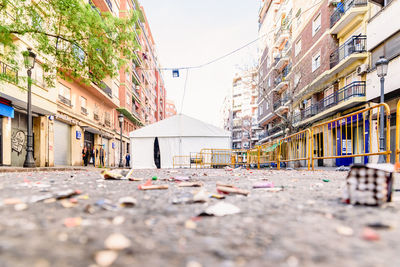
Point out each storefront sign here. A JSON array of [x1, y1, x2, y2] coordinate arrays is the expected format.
[[76, 131, 82, 140]]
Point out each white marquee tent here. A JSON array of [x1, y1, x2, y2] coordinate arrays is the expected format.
[[129, 114, 231, 169]]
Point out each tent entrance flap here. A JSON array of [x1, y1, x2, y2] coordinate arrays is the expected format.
[[154, 137, 161, 169]]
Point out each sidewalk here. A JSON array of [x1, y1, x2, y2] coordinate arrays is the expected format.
[[0, 166, 95, 173]]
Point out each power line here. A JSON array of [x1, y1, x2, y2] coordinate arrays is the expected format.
[[180, 69, 189, 114]]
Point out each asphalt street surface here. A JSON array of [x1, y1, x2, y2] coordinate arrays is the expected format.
[[0, 168, 399, 267]]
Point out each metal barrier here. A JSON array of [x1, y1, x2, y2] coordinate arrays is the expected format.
[[258, 141, 279, 168], [247, 147, 260, 169], [396, 100, 400, 164], [311, 103, 391, 170], [198, 148, 249, 168], [279, 129, 312, 170]]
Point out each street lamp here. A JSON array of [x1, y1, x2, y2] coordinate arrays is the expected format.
[[376, 56, 389, 163], [118, 113, 124, 167], [23, 48, 36, 168]]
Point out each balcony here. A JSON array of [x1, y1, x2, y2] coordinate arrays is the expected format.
[[273, 97, 289, 114], [274, 28, 290, 48], [132, 67, 140, 86], [274, 52, 290, 71], [0, 60, 18, 84], [272, 66, 290, 94], [330, 0, 368, 36], [58, 95, 71, 107], [132, 86, 141, 103], [298, 81, 366, 124], [330, 35, 367, 69]]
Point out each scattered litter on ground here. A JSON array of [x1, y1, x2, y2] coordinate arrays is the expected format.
[[210, 194, 225, 200], [322, 179, 330, 182], [128, 177, 143, 181], [193, 189, 209, 203], [118, 197, 137, 207], [362, 227, 380, 241], [138, 179, 169, 190], [336, 226, 354, 236], [152, 176, 158, 181], [102, 170, 124, 180], [14, 203, 28, 211], [366, 222, 392, 230], [64, 217, 82, 228], [336, 166, 350, 172], [174, 176, 190, 181], [185, 220, 197, 229], [217, 186, 249, 196], [199, 202, 240, 217], [95, 199, 118, 211], [104, 233, 131, 250], [178, 182, 203, 187], [253, 181, 274, 188], [95, 250, 118, 267]]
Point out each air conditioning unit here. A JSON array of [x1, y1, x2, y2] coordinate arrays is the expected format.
[[357, 64, 369, 75]]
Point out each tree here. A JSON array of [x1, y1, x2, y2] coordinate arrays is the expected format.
[[258, 70, 301, 138], [0, 0, 140, 88]]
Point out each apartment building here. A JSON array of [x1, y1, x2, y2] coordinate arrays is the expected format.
[[165, 99, 177, 118], [0, 0, 166, 167], [257, 0, 293, 144], [366, 0, 399, 163], [231, 70, 259, 150], [257, 0, 398, 167]]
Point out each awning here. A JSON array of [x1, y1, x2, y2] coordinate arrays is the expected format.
[[0, 103, 14, 118], [263, 143, 279, 152]]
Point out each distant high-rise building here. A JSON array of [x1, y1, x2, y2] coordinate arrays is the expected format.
[[165, 99, 177, 118]]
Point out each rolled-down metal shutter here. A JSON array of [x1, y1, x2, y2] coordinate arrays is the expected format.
[[54, 120, 71, 166]]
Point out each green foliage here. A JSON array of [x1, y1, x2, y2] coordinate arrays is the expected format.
[[0, 0, 140, 88]]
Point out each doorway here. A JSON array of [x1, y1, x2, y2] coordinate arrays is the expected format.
[[154, 137, 161, 169]]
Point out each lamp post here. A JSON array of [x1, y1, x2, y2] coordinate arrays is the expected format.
[[118, 113, 124, 167], [375, 56, 389, 163], [23, 48, 36, 168]]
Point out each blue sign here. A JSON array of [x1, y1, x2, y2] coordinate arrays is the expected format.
[[172, 69, 179, 78], [112, 142, 115, 149], [76, 131, 82, 140], [0, 103, 14, 118]]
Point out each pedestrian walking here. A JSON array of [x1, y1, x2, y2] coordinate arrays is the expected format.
[[125, 152, 130, 168], [82, 146, 89, 166], [99, 147, 105, 167]]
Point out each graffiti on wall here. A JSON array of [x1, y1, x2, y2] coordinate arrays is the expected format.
[[12, 130, 26, 154]]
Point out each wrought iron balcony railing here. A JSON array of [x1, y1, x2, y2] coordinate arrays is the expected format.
[[330, 35, 367, 68], [300, 81, 366, 120], [330, 0, 368, 28]]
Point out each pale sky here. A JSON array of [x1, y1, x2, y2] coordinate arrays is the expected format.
[[140, 0, 260, 127]]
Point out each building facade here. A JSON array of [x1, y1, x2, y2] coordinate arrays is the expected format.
[[0, 0, 166, 167], [257, 0, 397, 167], [165, 99, 177, 118], [230, 70, 260, 150]]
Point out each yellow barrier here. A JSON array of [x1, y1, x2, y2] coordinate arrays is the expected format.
[[396, 100, 400, 164], [198, 148, 249, 168], [279, 129, 312, 170], [258, 141, 279, 168], [311, 103, 391, 170], [247, 147, 260, 169]]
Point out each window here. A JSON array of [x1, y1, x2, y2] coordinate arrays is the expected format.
[[126, 71, 130, 83], [324, 85, 334, 106], [80, 96, 87, 108], [295, 39, 302, 57], [312, 14, 321, 36], [58, 83, 71, 100], [33, 64, 44, 87], [312, 52, 321, 72], [58, 82, 71, 106], [126, 93, 130, 106]]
